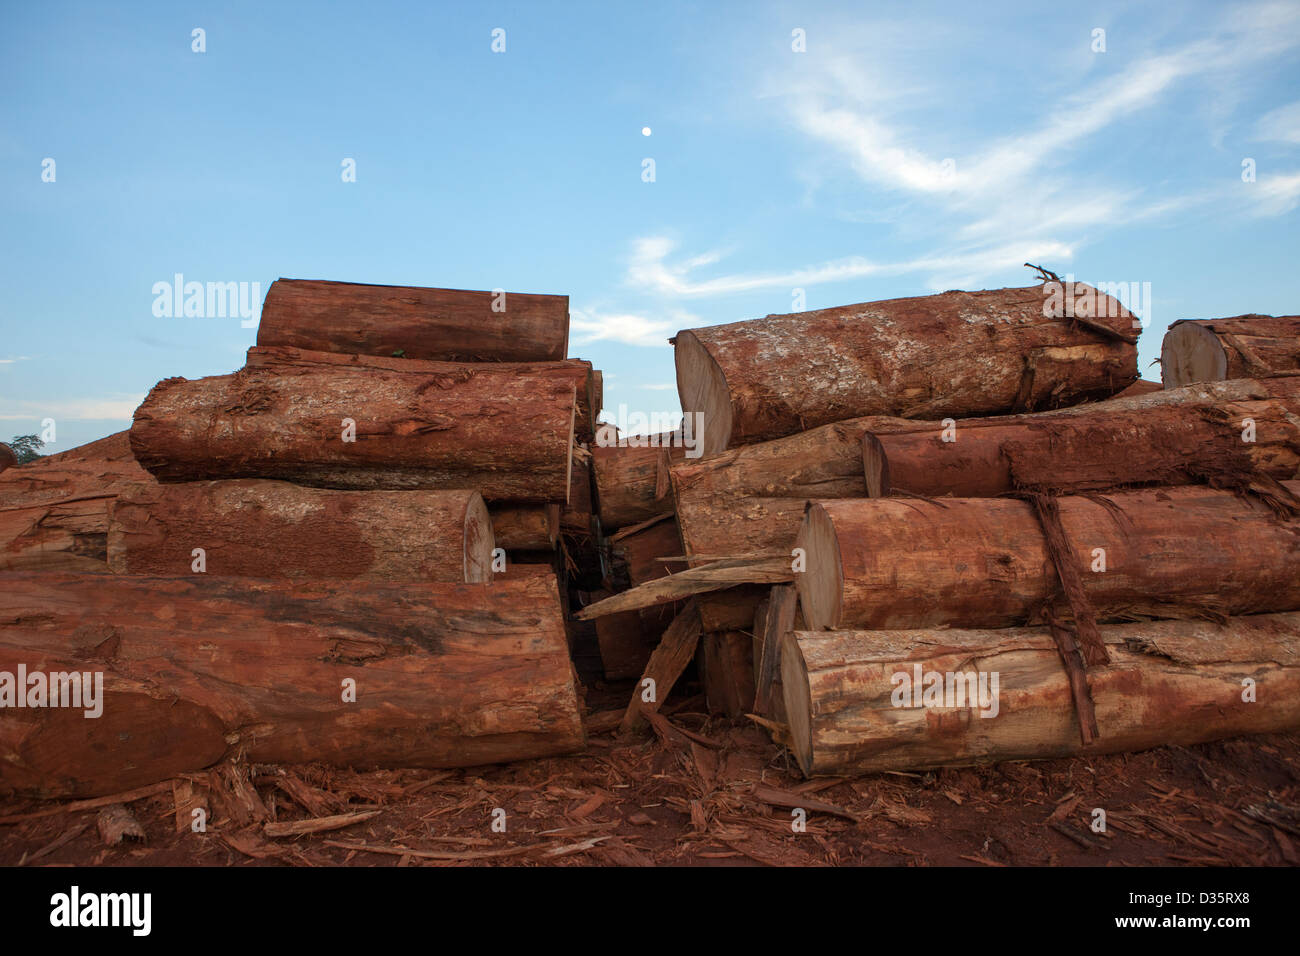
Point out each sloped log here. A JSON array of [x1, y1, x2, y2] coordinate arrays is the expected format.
[[675, 284, 1139, 455], [245, 345, 598, 442], [795, 482, 1300, 631], [591, 436, 686, 529], [1162, 315, 1300, 387], [781, 614, 1300, 776], [255, 278, 569, 363], [0, 432, 153, 571], [129, 365, 575, 502], [0, 572, 584, 798], [108, 481, 493, 583]]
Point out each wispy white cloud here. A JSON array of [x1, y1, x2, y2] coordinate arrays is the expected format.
[[1257, 100, 1300, 143], [0, 395, 145, 421], [570, 306, 690, 347], [0, 356, 33, 366]]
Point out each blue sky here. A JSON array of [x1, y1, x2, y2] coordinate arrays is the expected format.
[[2, 0, 1298, 449]]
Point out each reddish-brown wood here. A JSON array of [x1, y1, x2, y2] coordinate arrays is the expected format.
[[591, 436, 686, 529], [0, 444, 16, 474], [0, 572, 585, 798], [864, 396, 1300, 498], [795, 482, 1300, 631], [256, 279, 569, 363], [1162, 315, 1300, 387], [675, 284, 1139, 455], [490, 504, 559, 550], [0, 432, 153, 571], [1114, 379, 1162, 397], [701, 632, 755, 718], [246, 345, 598, 442], [108, 481, 494, 583], [609, 515, 683, 587], [130, 365, 575, 501]]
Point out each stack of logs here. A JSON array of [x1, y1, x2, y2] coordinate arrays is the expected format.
[[0, 279, 601, 798], [582, 283, 1300, 775]]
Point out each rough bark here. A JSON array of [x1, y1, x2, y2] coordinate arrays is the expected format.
[[0, 572, 585, 798], [701, 632, 755, 718], [130, 365, 575, 501], [591, 437, 686, 529], [620, 600, 702, 732], [0, 444, 15, 474], [795, 482, 1300, 631], [674, 284, 1139, 455], [0, 432, 153, 571], [864, 397, 1300, 498], [1162, 315, 1300, 387], [246, 345, 598, 442], [108, 481, 494, 583], [609, 515, 683, 587], [256, 278, 569, 363], [781, 614, 1300, 776], [490, 504, 559, 550]]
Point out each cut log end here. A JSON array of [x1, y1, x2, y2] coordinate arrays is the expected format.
[[463, 491, 494, 583], [674, 330, 732, 456], [793, 502, 842, 631], [862, 433, 889, 498], [1161, 321, 1227, 388], [779, 631, 814, 776]]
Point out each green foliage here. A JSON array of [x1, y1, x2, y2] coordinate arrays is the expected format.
[[8, 434, 43, 464]]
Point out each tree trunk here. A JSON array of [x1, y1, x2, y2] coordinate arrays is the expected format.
[[108, 481, 493, 583], [489, 504, 559, 550], [256, 278, 569, 363], [129, 365, 575, 501], [0, 571, 584, 798], [0, 432, 154, 571], [796, 482, 1300, 631], [609, 515, 683, 587], [1162, 315, 1300, 387], [674, 284, 1139, 455], [591, 437, 685, 529], [864, 396, 1300, 498], [0, 444, 15, 474], [245, 345, 598, 443], [700, 632, 755, 717], [780, 613, 1300, 777]]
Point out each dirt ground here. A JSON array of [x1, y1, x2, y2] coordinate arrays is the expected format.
[[3, 678, 1298, 867]]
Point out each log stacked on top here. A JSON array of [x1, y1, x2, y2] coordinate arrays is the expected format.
[[0, 278, 597, 798], [583, 279, 1300, 776]]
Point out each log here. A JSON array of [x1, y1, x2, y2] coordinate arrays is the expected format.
[[780, 613, 1300, 776], [609, 515, 683, 587], [595, 611, 660, 681], [490, 504, 559, 550], [108, 481, 494, 583], [0, 572, 584, 798], [1114, 379, 1162, 398], [1162, 315, 1300, 387], [245, 345, 598, 443], [700, 632, 755, 718], [864, 396, 1300, 498], [591, 436, 685, 529], [674, 284, 1139, 455], [0, 432, 153, 571], [255, 278, 569, 363], [795, 482, 1300, 631], [620, 600, 702, 732], [0, 444, 16, 474], [130, 365, 575, 501]]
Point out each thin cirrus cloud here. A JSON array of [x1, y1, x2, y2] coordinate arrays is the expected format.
[[0, 395, 146, 421], [1256, 101, 1300, 143], [569, 306, 694, 348]]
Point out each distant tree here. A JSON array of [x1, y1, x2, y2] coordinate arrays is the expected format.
[[8, 434, 44, 464]]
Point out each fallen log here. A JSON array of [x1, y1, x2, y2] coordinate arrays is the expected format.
[[490, 504, 559, 550], [863, 396, 1300, 498], [0, 432, 153, 571], [108, 481, 494, 583], [255, 278, 569, 363], [0, 572, 584, 798], [701, 632, 755, 718], [575, 556, 793, 620], [591, 436, 686, 529], [795, 482, 1300, 631], [609, 514, 683, 587], [0, 444, 15, 474], [1162, 315, 1300, 387], [674, 284, 1139, 455], [780, 613, 1300, 776], [130, 365, 575, 501], [245, 345, 599, 442]]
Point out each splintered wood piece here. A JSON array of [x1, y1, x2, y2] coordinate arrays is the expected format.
[[754, 584, 797, 715], [96, 804, 146, 845], [264, 810, 381, 838], [576, 557, 792, 620], [620, 600, 703, 733]]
